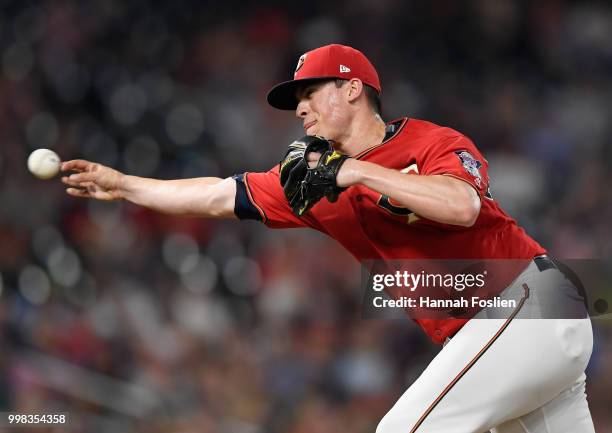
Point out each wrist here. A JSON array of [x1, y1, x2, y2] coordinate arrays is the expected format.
[[336, 158, 364, 187], [118, 173, 133, 200]]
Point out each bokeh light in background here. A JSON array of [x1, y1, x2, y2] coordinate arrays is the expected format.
[[1, 1, 612, 432], [123, 135, 161, 176], [165, 103, 205, 146], [162, 232, 200, 274], [26, 112, 59, 149], [18, 265, 51, 305]]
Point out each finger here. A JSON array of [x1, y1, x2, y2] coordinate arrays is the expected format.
[[66, 172, 97, 184], [61, 159, 92, 173], [66, 187, 91, 198], [62, 176, 96, 189], [62, 176, 84, 187]]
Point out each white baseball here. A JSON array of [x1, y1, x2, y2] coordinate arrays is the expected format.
[[27, 148, 61, 180]]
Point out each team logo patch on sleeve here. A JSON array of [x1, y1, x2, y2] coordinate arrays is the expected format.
[[455, 150, 483, 187]]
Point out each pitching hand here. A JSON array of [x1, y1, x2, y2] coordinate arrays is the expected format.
[[61, 160, 125, 201]]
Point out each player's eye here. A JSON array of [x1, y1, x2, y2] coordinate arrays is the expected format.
[[297, 85, 317, 101]]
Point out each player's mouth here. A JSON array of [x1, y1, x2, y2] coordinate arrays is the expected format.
[[304, 120, 316, 132]]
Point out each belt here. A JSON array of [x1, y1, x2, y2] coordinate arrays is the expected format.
[[534, 255, 556, 272], [534, 255, 589, 309]]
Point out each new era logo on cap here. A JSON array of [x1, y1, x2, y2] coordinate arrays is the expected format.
[[339, 64, 351, 73]]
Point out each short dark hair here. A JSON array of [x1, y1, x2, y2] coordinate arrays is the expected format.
[[335, 79, 382, 115]]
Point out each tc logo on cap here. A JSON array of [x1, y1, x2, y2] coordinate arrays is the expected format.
[[295, 54, 307, 74]]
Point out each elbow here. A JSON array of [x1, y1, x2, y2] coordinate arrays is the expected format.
[[455, 197, 481, 227], [202, 178, 236, 219], [202, 193, 230, 218]]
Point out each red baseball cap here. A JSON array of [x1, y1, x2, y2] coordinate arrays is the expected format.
[[267, 44, 381, 110]]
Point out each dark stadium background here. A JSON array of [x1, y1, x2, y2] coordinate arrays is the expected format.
[[1, 1, 611, 432]]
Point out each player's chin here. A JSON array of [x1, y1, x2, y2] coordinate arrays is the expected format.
[[306, 126, 318, 136]]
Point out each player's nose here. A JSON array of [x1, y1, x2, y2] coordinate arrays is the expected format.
[[295, 99, 308, 118]]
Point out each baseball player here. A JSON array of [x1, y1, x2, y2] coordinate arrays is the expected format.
[[61, 44, 595, 432]]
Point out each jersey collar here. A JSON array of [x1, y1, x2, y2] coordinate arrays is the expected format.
[[355, 117, 408, 159]]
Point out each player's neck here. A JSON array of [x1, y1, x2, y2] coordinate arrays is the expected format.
[[335, 112, 387, 156]]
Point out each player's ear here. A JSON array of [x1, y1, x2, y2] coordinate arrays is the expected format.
[[346, 78, 364, 104]]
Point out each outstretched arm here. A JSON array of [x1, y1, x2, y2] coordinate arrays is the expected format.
[[61, 160, 237, 219]]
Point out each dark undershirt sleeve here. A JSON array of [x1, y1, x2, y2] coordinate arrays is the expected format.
[[232, 174, 263, 221]]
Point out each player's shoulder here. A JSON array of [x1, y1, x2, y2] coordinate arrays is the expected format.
[[406, 118, 468, 141], [396, 118, 487, 163]]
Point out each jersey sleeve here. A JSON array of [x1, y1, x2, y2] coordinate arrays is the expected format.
[[238, 166, 314, 229], [420, 132, 490, 198]]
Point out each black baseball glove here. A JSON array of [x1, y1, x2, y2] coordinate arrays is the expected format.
[[279, 135, 349, 217], [279, 137, 310, 204]]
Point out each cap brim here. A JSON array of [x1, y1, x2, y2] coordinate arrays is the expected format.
[[266, 77, 334, 110]]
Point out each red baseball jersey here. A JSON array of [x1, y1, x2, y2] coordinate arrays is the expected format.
[[236, 118, 546, 343]]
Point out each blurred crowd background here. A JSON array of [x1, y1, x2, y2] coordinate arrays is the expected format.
[[1, 0, 611, 432]]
